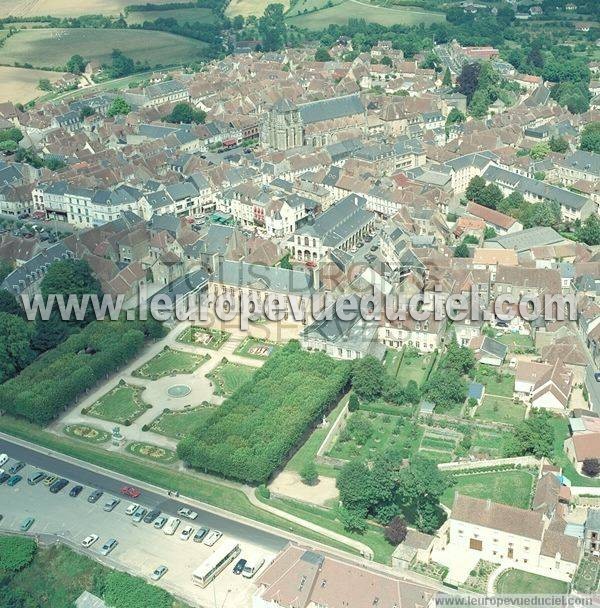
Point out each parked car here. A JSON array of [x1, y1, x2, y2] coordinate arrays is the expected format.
[[177, 507, 198, 520], [132, 506, 147, 523], [49, 478, 69, 494], [8, 461, 25, 475], [81, 534, 99, 548], [233, 559, 247, 575], [125, 503, 139, 516], [87, 489, 103, 503], [143, 509, 160, 524], [0, 454, 8, 467], [193, 527, 209, 543], [203, 530, 222, 546], [103, 498, 120, 512], [27, 471, 46, 485], [99, 539, 118, 556], [0, 472, 10, 485], [163, 517, 180, 536], [70, 485, 83, 497], [7, 475, 22, 487], [153, 515, 168, 530], [20, 517, 35, 531], [43, 475, 58, 487], [179, 525, 194, 541], [120, 486, 141, 498], [151, 565, 168, 581]]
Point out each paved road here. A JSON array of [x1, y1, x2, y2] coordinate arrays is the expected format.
[[0, 437, 288, 553]]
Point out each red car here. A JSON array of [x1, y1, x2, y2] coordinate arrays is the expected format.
[[120, 485, 141, 498]]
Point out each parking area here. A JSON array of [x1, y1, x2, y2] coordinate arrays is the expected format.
[[0, 457, 275, 607]]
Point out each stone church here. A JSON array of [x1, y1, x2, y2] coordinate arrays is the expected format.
[[260, 93, 366, 151]]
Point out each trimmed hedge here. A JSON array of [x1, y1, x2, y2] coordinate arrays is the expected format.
[[0, 319, 161, 424], [178, 341, 351, 484]]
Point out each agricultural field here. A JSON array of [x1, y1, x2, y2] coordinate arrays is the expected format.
[[0, 0, 175, 19], [148, 405, 216, 439], [0, 66, 68, 104], [440, 468, 535, 510], [125, 6, 217, 24], [206, 360, 256, 397], [85, 381, 150, 424], [286, 0, 444, 29], [132, 347, 209, 381], [226, 0, 290, 17], [0, 28, 208, 70]]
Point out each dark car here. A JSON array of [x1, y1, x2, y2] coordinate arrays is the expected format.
[[193, 527, 209, 543], [594, 371, 600, 382], [233, 559, 247, 575], [69, 485, 83, 497], [87, 489, 103, 503], [50, 478, 69, 494], [8, 461, 25, 475], [0, 472, 11, 485], [143, 509, 161, 524], [7, 475, 22, 487]]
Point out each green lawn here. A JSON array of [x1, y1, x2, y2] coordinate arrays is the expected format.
[[396, 350, 436, 386], [0, 415, 358, 557], [133, 347, 209, 380], [474, 365, 515, 397], [176, 326, 230, 351], [496, 333, 536, 352], [205, 360, 256, 397], [495, 569, 569, 594], [441, 469, 535, 509], [85, 382, 150, 424], [233, 336, 279, 359], [384, 349, 403, 378], [148, 405, 216, 439], [474, 395, 526, 425], [0, 28, 208, 70]]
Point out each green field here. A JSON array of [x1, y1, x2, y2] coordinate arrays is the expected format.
[[85, 382, 150, 424], [474, 395, 526, 425], [126, 6, 216, 24], [0, 28, 208, 69], [287, 0, 444, 28], [441, 469, 535, 509], [133, 347, 209, 381], [149, 405, 216, 439], [206, 360, 256, 397], [495, 569, 569, 594]]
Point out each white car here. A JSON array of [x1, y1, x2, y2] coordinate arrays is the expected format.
[[0, 454, 8, 467], [179, 525, 194, 541], [177, 507, 198, 520], [125, 503, 139, 516], [151, 565, 168, 581], [81, 534, 99, 548], [203, 529, 222, 546]]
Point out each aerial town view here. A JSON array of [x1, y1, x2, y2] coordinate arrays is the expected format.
[[0, 0, 599, 606]]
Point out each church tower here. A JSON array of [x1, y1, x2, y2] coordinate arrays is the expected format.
[[260, 99, 304, 151]]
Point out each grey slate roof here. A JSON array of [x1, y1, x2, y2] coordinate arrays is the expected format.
[[558, 150, 600, 177], [296, 194, 373, 248], [485, 226, 565, 253], [298, 93, 364, 125]]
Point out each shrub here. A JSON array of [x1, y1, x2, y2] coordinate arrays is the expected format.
[[300, 461, 319, 486], [583, 458, 600, 477], [103, 571, 171, 608], [384, 516, 408, 545], [0, 536, 37, 573]]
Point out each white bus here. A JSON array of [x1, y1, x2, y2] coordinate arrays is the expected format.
[[192, 540, 241, 588]]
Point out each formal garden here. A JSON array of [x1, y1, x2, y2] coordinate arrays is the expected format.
[[132, 346, 209, 381], [147, 404, 217, 439], [494, 569, 569, 594], [63, 423, 110, 444], [573, 557, 600, 593], [205, 359, 256, 397], [84, 381, 151, 425], [233, 336, 279, 359], [461, 560, 496, 594], [176, 326, 230, 350], [125, 441, 178, 464]]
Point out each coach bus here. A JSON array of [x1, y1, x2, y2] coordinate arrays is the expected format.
[[192, 540, 241, 588]]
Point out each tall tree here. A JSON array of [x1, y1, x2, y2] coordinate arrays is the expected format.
[[465, 175, 486, 202], [351, 356, 385, 401], [580, 122, 600, 154], [442, 67, 452, 87], [457, 62, 481, 103], [258, 3, 287, 52], [0, 312, 35, 383]]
